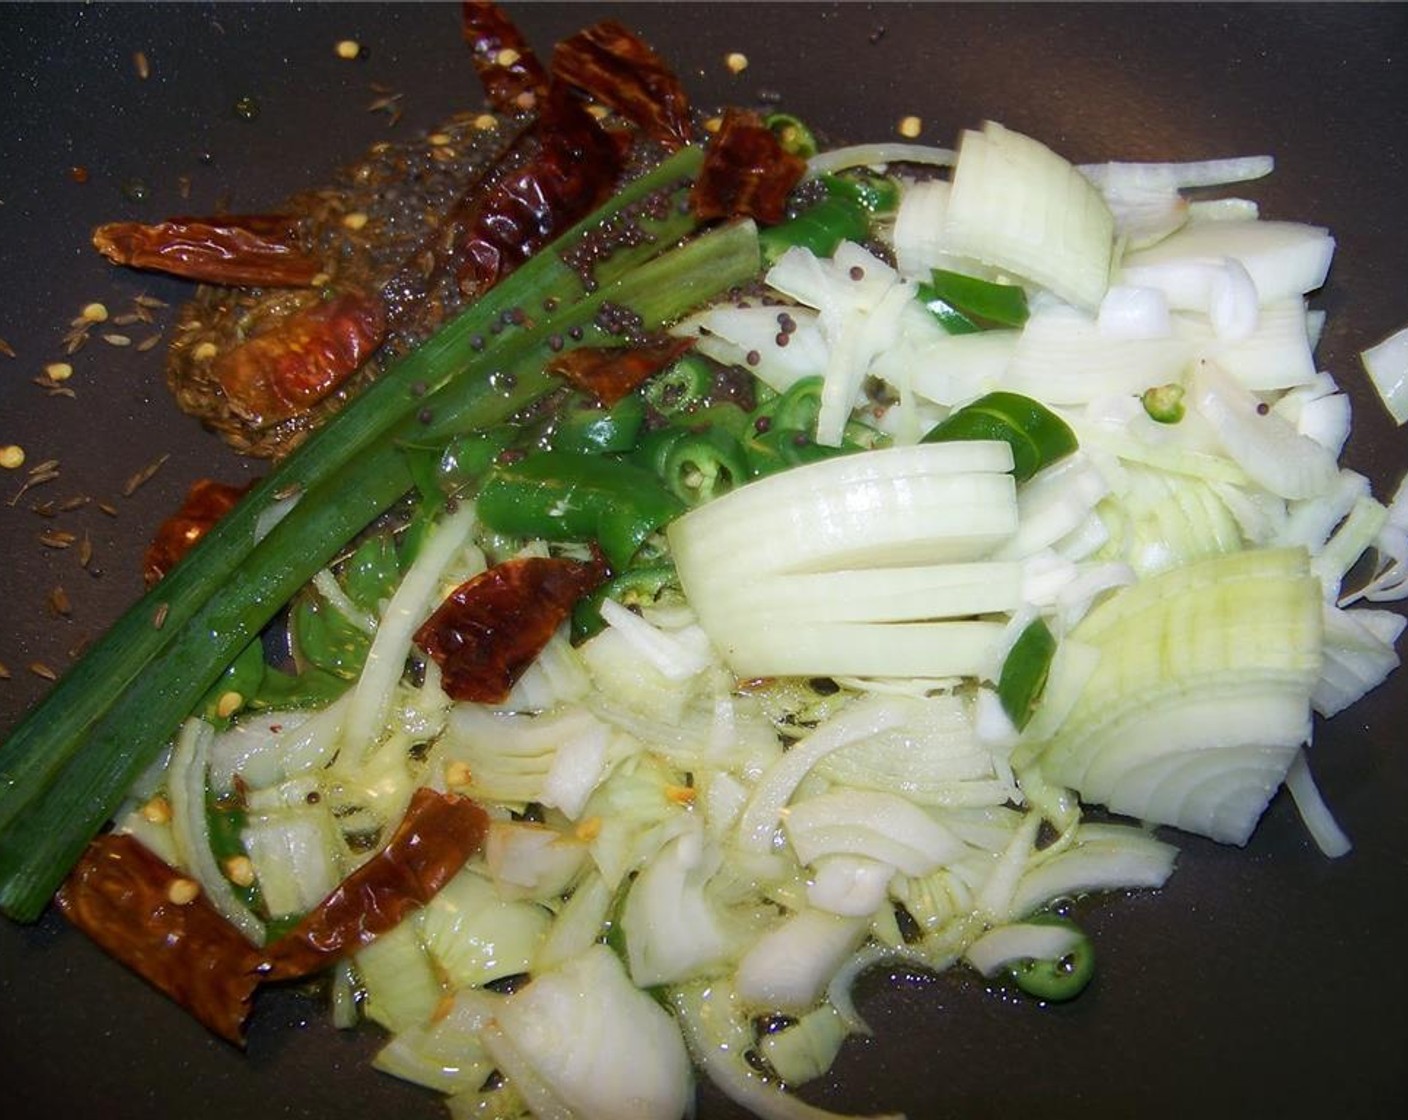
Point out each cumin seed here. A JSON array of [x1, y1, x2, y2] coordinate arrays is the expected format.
[[39, 529, 77, 549], [123, 452, 170, 496], [28, 661, 58, 681], [136, 333, 163, 352], [48, 586, 72, 617], [152, 601, 169, 629], [0, 336, 15, 359]]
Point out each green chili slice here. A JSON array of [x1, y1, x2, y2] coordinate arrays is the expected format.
[[764, 113, 818, 159], [476, 451, 685, 571], [996, 617, 1057, 730], [552, 392, 647, 455], [642, 353, 715, 416], [759, 184, 870, 266], [924, 268, 1030, 328], [922, 391, 1077, 483], [572, 563, 682, 641], [1004, 912, 1095, 1002], [663, 428, 749, 506]]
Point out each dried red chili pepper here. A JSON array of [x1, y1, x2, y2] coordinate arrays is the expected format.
[[56, 833, 265, 1044], [143, 478, 257, 586], [551, 20, 694, 150], [92, 215, 321, 287], [441, 81, 625, 300], [414, 554, 608, 703], [461, 1, 549, 112], [262, 788, 488, 980], [214, 288, 388, 426], [690, 108, 807, 225], [547, 336, 696, 406]]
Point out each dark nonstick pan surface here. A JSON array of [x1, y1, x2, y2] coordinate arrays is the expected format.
[[1, 5, 1405, 1118]]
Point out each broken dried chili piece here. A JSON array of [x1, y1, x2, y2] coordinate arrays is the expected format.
[[552, 19, 694, 150], [547, 335, 696, 406], [56, 833, 265, 1044], [214, 287, 388, 426], [461, 0, 550, 112], [262, 788, 489, 980], [441, 81, 625, 300], [92, 215, 321, 287], [414, 554, 608, 703], [143, 478, 257, 586], [690, 108, 807, 225]]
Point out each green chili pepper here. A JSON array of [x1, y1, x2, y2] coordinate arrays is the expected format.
[[292, 595, 372, 680], [996, 616, 1057, 730], [642, 353, 715, 417], [476, 451, 685, 570], [744, 427, 845, 478], [630, 426, 691, 477], [924, 268, 1030, 328], [1141, 382, 1187, 424], [342, 533, 401, 615], [764, 112, 819, 159], [205, 792, 264, 912], [915, 284, 982, 335], [922, 391, 1077, 483], [663, 427, 749, 506], [820, 171, 900, 215], [197, 638, 266, 726], [759, 186, 870, 266], [572, 563, 682, 641], [552, 392, 648, 455], [1004, 912, 1095, 1001], [751, 374, 826, 435]]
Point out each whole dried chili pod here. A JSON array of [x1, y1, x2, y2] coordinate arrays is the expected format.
[[551, 19, 694, 149], [413, 554, 609, 702], [56, 833, 266, 1044], [143, 478, 259, 586], [547, 335, 696, 406], [92, 215, 322, 288], [461, 0, 549, 112], [213, 288, 388, 427], [690, 107, 808, 225], [440, 80, 626, 300]]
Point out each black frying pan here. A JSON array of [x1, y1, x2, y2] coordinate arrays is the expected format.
[[1, 5, 1405, 1118]]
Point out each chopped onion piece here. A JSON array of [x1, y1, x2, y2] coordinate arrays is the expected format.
[[806, 142, 956, 176], [1284, 750, 1352, 858], [1360, 323, 1408, 425]]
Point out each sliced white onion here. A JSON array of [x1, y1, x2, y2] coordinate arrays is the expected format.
[[1360, 323, 1408, 425], [807, 142, 957, 177], [1284, 750, 1352, 858]]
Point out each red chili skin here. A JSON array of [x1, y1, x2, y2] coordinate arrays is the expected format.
[[548, 336, 696, 406], [143, 478, 257, 586], [551, 19, 694, 150], [213, 288, 388, 426], [441, 81, 626, 300], [92, 215, 321, 287], [461, 1, 550, 112], [56, 834, 266, 1044], [690, 108, 807, 225], [415, 554, 608, 703]]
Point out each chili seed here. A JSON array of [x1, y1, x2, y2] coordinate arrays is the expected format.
[[898, 115, 923, 139], [140, 795, 172, 824], [81, 302, 109, 324], [167, 878, 201, 905], [0, 445, 24, 470], [224, 856, 256, 888], [335, 39, 361, 60], [725, 51, 749, 74]]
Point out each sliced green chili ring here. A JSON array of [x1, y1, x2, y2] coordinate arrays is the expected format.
[[759, 189, 870, 266], [198, 638, 266, 727], [291, 595, 373, 681], [772, 375, 825, 432], [642, 352, 715, 416], [820, 171, 900, 215], [552, 392, 648, 456], [342, 533, 402, 615], [476, 451, 685, 571], [663, 427, 749, 506], [916, 282, 982, 335], [1004, 912, 1095, 1002], [996, 616, 1057, 730], [672, 401, 754, 440], [926, 268, 1030, 328], [572, 563, 682, 641], [630, 425, 691, 477], [764, 112, 818, 159], [1141, 382, 1187, 424], [922, 391, 1077, 483], [744, 427, 846, 478]]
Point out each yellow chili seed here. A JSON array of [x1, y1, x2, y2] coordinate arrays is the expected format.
[[167, 878, 201, 905], [215, 690, 244, 719], [335, 39, 361, 60], [574, 816, 603, 842], [0, 444, 25, 470], [473, 113, 498, 131], [192, 341, 218, 362], [898, 115, 923, 139], [495, 47, 521, 67], [665, 784, 697, 804], [140, 795, 172, 825], [81, 302, 109, 323], [342, 211, 369, 231], [224, 855, 256, 888], [725, 51, 749, 74], [45, 362, 73, 382], [444, 760, 474, 788]]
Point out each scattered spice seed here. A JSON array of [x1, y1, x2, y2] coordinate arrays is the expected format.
[[79, 533, 93, 568], [335, 39, 361, 60], [81, 302, 109, 324], [133, 50, 150, 79], [0, 445, 24, 470], [48, 586, 72, 617], [123, 452, 170, 497], [58, 495, 89, 512], [444, 760, 473, 788], [139, 795, 171, 824], [215, 690, 244, 719], [28, 662, 58, 682], [98, 501, 118, 517], [134, 294, 168, 309], [101, 332, 132, 347], [44, 362, 73, 382], [136, 333, 163, 353], [473, 113, 497, 130], [167, 878, 201, 905], [0, 336, 15, 359], [111, 312, 141, 327], [495, 47, 521, 67], [152, 602, 169, 629], [898, 115, 923, 138], [725, 51, 749, 74], [39, 530, 77, 549], [0, 661, 10, 680], [192, 341, 218, 362], [341, 211, 369, 231], [224, 855, 256, 888]]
